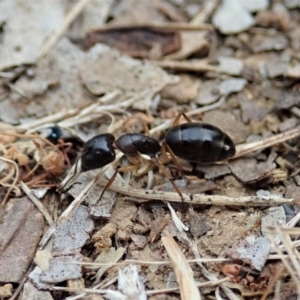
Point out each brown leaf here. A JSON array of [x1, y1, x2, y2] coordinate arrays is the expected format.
[[86, 26, 180, 59], [0, 197, 44, 283]]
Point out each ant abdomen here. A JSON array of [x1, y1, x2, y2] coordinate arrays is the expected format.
[[165, 123, 236, 163]]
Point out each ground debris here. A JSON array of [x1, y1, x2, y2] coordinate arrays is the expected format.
[[261, 206, 286, 235], [79, 43, 178, 111], [2, 0, 300, 298], [21, 281, 53, 300], [0, 0, 64, 70], [0, 283, 13, 298], [105, 265, 146, 300], [92, 223, 117, 253]]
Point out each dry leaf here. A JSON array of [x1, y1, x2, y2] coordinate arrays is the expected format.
[[86, 26, 181, 59], [161, 230, 201, 300]]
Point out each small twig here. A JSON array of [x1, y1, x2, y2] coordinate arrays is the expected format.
[[96, 177, 293, 206], [20, 181, 54, 226], [53, 277, 229, 296], [15, 91, 120, 131], [72, 257, 232, 267], [151, 59, 218, 73], [190, 0, 218, 24], [234, 125, 300, 158], [38, 0, 91, 59]]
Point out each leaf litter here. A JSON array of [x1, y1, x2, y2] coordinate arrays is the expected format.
[[1, 0, 300, 299]]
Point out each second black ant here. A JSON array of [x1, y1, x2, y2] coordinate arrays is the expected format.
[[60, 113, 236, 202]]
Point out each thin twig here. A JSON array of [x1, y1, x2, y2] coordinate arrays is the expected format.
[[86, 22, 213, 34], [151, 59, 218, 72], [96, 177, 293, 206], [20, 181, 54, 226], [53, 277, 229, 296], [15, 91, 120, 131], [234, 125, 300, 158]]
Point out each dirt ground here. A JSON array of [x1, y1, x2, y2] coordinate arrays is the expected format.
[[1, 0, 300, 299]]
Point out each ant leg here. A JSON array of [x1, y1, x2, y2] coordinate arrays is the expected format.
[[59, 155, 82, 192], [172, 112, 193, 126], [181, 112, 192, 123], [154, 156, 184, 202], [98, 169, 119, 203], [160, 142, 170, 164], [97, 164, 139, 203], [164, 143, 191, 192], [142, 120, 151, 136], [165, 143, 184, 175]]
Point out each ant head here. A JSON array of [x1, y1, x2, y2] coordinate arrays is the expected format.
[[81, 134, 116, 172]]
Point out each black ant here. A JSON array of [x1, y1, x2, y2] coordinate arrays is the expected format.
[[60, 113, 236, 202]]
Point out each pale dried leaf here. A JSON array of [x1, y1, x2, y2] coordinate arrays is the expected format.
[[111, 0, 165, 24], [29, 267, 53, 290], [166, 31, 208, 60], [40, 254, 83, 283], [82, 0, 113, 32], [227, 236, 271, 271], [1, 39, 89, 123], [53, 205, 94, 252]]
